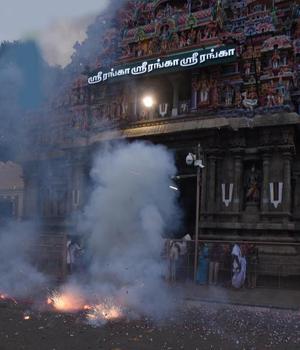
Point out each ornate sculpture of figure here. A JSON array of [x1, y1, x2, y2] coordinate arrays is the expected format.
[[276, 78, 290, 105], [121, 94, 129, 118], [271, 46, 280, 73], [205, 22, 217, 39], [123, 45, 131, 57], [276, 78, 285, 105], [170, 32, 180, 50], [187, 28, 196, 46], [165, 3, 173, 16], [179, 32, 187, 48], [244, 61, 251, 77], [255, 59, 261, 75], [196, 29, 202, 44], [149, 37, 159, 54], [235, 86, 242, 107], [160, 25, 170, 52], [241, 91, 258, 110], [210, 79, 219, 108], [185, 0, 191, 13], [136, 42, 144, 57], [266, 81, 276, 107], [245, 165, 260, 203], [224, 85, 234, 106], [199, 79, 210, 104]]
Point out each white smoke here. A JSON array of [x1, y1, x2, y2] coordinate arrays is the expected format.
[[73, 141, 182, 319], [0, 221, 47, 299], [0, 0, 113, 67], [36, 15, 96, 68]]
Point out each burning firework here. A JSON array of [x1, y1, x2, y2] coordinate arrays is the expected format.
[[0, 293, 18, 304], [85, 299, 123, 326], [47, 289, 86, 313], [47, 289, 124, 326]]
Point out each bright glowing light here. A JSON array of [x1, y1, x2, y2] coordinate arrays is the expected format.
[[47, 290, 85, 313], [24, 315, 30, 320], [169, 185, 178, 191], [47, 290, 123, 325], [142, 95, 154, 108], [86, 302, 123, 324], [0, 293, 17, 304]]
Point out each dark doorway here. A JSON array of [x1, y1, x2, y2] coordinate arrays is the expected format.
[[177, 177, 196, 237], [0, 199, 14, 219]]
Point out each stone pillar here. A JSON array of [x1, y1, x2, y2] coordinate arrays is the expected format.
[[282, 152, 292, 214], [129, 82, 138, 120], [22, 163, 39, 219], [71, 162, 86, 212], [261, 153, 271, 213], [170, 79, 179, 117], [207, 155, 216, 213], [191, 89, 198, 111], [18, 191, 24, 220], [200, 154, 207, 215], [233, 155, 243, 212]]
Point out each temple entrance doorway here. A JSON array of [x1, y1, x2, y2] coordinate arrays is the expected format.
[[176, 176, 197, 238]]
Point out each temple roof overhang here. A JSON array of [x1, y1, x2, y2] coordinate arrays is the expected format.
[[87, 112, 300, 144]]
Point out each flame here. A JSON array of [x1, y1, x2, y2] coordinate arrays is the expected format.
[[0, 293, 17, 304], [86, 301, 123, 324], [47, 290, 85, 313], [47, 289, 123, 325]]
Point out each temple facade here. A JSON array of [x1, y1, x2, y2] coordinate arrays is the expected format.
[[22, 0, 300, 275]]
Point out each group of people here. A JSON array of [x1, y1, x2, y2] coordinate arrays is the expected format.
[[197, 242, 259, 289]]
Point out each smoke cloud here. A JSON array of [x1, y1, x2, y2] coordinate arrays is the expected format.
[[0, 0, 119, 67], [0, 221, 47, 299], [71, 141, 182, 320]]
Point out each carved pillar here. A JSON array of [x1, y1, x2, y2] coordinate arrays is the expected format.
[[200, 153, 207, 215], [129, 82, 138, 120], [71, 162, 85, 212], [170, 77, 180, 117], [233, 155, 243, 212], [22, 163, 39, 219], [207, 155, 216, 213], [261, 153, 271, 213], [191, 89, 198, 110], [282, 152, 292, 214]]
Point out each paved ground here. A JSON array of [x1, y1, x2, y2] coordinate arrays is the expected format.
[[0, 297, 299, 350], [177, 283, 300, 310]]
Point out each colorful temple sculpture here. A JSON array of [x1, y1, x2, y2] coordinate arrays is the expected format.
[[23, 1, 300, 280]]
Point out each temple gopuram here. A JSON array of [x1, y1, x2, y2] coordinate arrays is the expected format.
[[23, 1, 300, 280]]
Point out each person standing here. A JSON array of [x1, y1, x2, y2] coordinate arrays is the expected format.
[[66, 239, 81, 274], [196, 243, 209, 285], [231, 243, 247, 289], [208, 243, 222, 285]]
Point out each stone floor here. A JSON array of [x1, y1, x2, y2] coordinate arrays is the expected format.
[[176, 282, 300, 310]]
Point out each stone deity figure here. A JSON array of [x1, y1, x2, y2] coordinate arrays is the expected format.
[[187, 29, 196, 46], [170, 33, 180, 50], [199, 80, 210, 104], [179, 32, 187, 48], [210, 79, 219, 108], [244, 61, 251, 77], [266, 82, 276, 107], [196, 29, 202, 44], [271, 47, 281, 72], [224, 85, 234, 106], [245, 165, 260, 203], [160, 26, 170, 51]]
